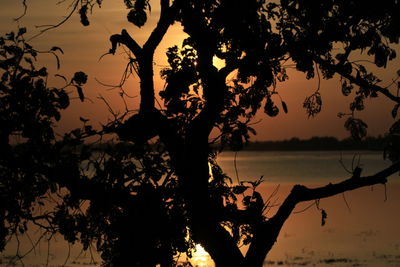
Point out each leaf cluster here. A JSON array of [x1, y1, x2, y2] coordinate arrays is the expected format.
[[0, 30, 195, 264], [126, 0, 150, 27], [0, 29, 69, 145], [160, 43, 203, 120], [207, 155, 267, 246], [278, 0, 400, 138]]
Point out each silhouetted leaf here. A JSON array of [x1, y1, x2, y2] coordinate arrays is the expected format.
[[247, 126, 257, 136], [37, 67, 47, 77], [344, 117, 368, 140], [341, 80, 353, 96], [50, 46, 64, 54], [53, 53, 61, 69], [124, 0, 134, 8], [72, 71, 88, 85], [80, 117, 90, 123], [232, 185, 248, 194], [342, 63, 353, 75], [321, 209, 327, 226], [247, 176, 264, 188], [243, 196, 251, 207], [17, 27, 26, 37], [392, 104, 400, 118], [251, 191, 264, 210], [55, 90, 70, 109], [303, 92, 322, 117], [281, 100, 288, 113], [76, 85, 84, 102], [127, 9, 147, 27], [350, 96, 364, 111], [5, 31, 15, 41], [54, 111, 61, 121], [264, 96, 279, 117], [79, 5, 89, 26], [71, 128, 82, 138]]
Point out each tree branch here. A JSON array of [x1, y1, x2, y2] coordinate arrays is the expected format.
[[245, 161, 400, 265], [143, 0, 179, 54], [109, 29, 142, 58], [315, 56, 400, 104], [274, 161, 400, 225], [108, 1, 184, 143], [137, 0, 179, 112]]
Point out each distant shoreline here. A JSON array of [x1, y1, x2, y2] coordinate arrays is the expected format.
[[87, 136, 387, 152], [240, 136, 386, 151]]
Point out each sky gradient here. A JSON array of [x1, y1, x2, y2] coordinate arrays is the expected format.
[[1, 0, 398, 140]]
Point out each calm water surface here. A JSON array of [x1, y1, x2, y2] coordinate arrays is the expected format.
[[218, 150, 393, 184]]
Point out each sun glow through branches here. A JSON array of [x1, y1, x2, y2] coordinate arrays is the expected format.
[[190, 244, 214, 267]]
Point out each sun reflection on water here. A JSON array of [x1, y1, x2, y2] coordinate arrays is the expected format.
[[190, 244, 214, 267]]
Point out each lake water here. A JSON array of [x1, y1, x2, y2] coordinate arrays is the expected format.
[[2, 150, 399, 266], [217, 150, 400, 267], [217, 150, 394, 184]]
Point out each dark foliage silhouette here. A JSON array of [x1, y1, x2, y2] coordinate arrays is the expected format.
[[1, 1, 400, 266]]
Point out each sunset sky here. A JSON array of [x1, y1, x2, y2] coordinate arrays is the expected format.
[[1, 0, 399, 141], [2, 4, 400, 266]]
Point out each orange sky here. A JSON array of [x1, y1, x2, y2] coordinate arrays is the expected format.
[[1, 0, 398, 140]]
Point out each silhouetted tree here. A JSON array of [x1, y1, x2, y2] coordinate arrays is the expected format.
[[2, 1, 400, 266]]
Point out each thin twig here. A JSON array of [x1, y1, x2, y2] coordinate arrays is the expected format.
[[383, 183, 388, 202], [14, 0, 27, 21], [342, 192, 351, 212], [62, 243, 71, 266], [338, 151, 352, 174], [234, 151, 240, 184], [20, 230, 49, 259], [293, 201, 316, 214], [263, 184, 281, 214], [98, 94, 118, 118], [25, 231, 36, 255], [28, 0, 80, 41], [45, 235, 51, 267]]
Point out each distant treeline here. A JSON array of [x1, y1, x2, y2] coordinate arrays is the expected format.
[[88, 136, 386, 152], [243, 136, 386, 151]]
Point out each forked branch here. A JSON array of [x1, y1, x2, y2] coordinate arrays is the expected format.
[[144, 0, 180, 53]]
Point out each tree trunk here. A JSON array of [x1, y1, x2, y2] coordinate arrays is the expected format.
[[172, 134, 245, 266]]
